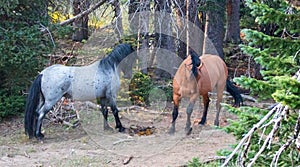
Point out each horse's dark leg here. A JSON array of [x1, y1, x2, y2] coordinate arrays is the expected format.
[[110, 104, 125, 132], [199, 94, 210, 125], [169, 105, 179, 134], [98, 98, 113, 131], [185, 100, 195, 135], [35, 105, 50, 140], [169, 93, 181, 134]]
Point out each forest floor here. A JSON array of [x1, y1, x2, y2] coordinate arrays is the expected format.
[[0, 100, 235, 167], [0, 98, 272, 167]]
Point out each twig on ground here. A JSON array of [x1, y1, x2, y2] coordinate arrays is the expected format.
[[113, 138, 135, 145]]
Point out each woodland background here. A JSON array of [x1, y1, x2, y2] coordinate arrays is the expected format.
[[0, 0, 300, 166]]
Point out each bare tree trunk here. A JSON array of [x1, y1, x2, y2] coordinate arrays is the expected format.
[[224, 0, 240, 43], [72, 0, 90, 41], [187, 0, 203, 56], [128, 0, 140, 34], [138, 0, 150, 74], [154, 0, 175, 78], [175, 0, 203, 60], [112, 0, 123, 40], [203, 0, 226, 59], [175, 0, 187, 60]]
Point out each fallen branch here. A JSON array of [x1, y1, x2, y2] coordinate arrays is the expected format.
[[123, 156, 133, 165], [59, 0, 108, 26], [221, 104, 278, 167], [113, 138, 134, 145], [247, 105, 289, 167], [271, 109, 300, 166]]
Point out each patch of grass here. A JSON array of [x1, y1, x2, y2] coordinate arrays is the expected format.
[[187, 157, 230, 167], [55, 155, 108, 167]]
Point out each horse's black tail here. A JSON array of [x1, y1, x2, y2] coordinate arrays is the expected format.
[[24, 74, 43, 138], [226, 79, 243, 107]]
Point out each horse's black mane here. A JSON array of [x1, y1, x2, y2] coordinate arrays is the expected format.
[[99, 44, 134, 69], [190, 51, 201, 78]]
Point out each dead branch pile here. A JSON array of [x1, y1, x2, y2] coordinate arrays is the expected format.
[[46, 97, 80, 128]]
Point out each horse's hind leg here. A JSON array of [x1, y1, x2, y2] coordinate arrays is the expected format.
[[107, 97, 125, 132], [199, 93, 210, 125], [35, 104, 51, 140], [98, 98, 113, 131], [111, 105, 125, 132], [214, 84, 225, 126]]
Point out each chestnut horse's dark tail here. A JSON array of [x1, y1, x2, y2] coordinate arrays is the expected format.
[[24, 74, 43, 138], [226, 79, 243, 106]]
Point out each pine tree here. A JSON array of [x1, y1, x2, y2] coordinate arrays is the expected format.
[[221, 0, 300, 166]]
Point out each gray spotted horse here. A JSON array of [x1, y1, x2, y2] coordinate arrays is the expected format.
[[24, 44, 136, 140]]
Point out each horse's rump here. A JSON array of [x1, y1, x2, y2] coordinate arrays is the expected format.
[[173, 56, 199, 98], [199, 54, 228, 92]]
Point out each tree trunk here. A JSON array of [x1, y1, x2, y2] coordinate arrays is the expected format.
[[128, 0, 140, 34], [72, 0, 90, 41], [203, 0, 226, 59], [175, 0, 187, 60], [175, 0, 203, 60], [224, 0, 240, 43], [112, 0, 123, 40], [187, 0, 203, 56], [138, 0, 151, 74], [154, 0, 175, 78]]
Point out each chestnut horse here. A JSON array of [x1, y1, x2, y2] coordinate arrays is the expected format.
[[169, 52, 243, 135]]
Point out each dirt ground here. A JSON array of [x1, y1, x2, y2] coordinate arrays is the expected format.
[[0, 97, 240, 167]]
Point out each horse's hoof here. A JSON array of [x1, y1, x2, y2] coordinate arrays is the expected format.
[[198, 121, 205, 125], [104, 126, 114, 131], [185, 127, 192, 135], [118, 126, 126, 132], [214, 122, 219, 127], [168, 129, 175, 135], [36, 133, 44, 141]]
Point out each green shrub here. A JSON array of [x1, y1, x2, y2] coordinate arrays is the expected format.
[[129, 72, 173, 106], [129, 72, 153, 105], [0, 90, 25, 120]]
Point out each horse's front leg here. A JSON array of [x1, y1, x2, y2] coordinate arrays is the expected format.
[[185, 96, 197, 135], [199, 93, 210, 125], [169, 92, 181, 134]]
